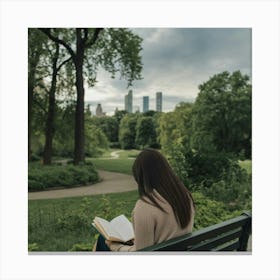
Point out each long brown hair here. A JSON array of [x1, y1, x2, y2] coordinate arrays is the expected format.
[[132, 148, 194, 228]]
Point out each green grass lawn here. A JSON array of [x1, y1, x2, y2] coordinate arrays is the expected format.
[[89, 158, 134, 175], [89, 149, 140, 159], [28, 190, 241, 252], [28, 191, 138, 252], [87, 149, 140, 175], [91, 150, 252, 177]]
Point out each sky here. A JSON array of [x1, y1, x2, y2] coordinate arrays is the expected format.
[[85, 28, 251, 116]]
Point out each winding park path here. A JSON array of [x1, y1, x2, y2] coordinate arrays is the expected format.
[[28, 170, 137, 200]]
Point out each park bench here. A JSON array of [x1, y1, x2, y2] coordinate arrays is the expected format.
[[139, 211, 251, 251]]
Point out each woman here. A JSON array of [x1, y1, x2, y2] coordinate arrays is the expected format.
[[95, 148, 195, 252]]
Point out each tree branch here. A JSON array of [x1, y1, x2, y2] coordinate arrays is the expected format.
[[83, 28, 88, 44], [57, 56, 72, 72], [38, 28, 76, 59], [33, 97, 48, 114], [85, 28, 104, 48]]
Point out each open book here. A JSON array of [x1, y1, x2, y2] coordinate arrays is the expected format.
[[92, 215, 134, 243]]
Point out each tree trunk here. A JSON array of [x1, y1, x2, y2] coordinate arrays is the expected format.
[[43, 46, 59, 165], [73, 29, 85, 165], [28, 74, 35, 161]]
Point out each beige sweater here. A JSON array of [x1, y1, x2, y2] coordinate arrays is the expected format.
[[109, 190, 195, 252]]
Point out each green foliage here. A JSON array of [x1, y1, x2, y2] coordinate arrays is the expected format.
[[109, 142, 121, 149], [192, 71, 252, 158], [135, 116, 158, 148], [114, 110, 127, 124], [28, 190, 245, 251], [192, 192, 241, 230], [69, 243, 94, 252], [52, 100, 75, 157], [28, 243, 40, 251], [85, 116, 109, 157], [91, 116, 119, 143], [168, 144, 251, 210], [30, 28, 143, 164], [28, 191, 138, 251], [93, 28, 143, 86], [119, 114, 139, 149], [157, 73, 252, 208], [239, 160, 252, 175], [28, 162, 99, 191], [158, 102, 193, 156]]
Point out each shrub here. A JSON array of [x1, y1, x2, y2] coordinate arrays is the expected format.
[[168, 144, 251, 209], [28, 161, 99, 191], [192, 192, 242, 230], [30, 154, 41, 162]]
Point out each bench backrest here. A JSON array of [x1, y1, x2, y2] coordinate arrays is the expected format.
[[140, 212, 252, 251]]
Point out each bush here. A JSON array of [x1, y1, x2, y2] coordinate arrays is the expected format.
[[168, 144, 251, 209], [30, 153, 41, 162], [28, 161, 99, 191], [192, 192, 242, 230]]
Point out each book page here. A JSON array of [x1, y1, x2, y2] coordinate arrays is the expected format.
[[110, 215, 134, 242], [94, 217, 122, 240]]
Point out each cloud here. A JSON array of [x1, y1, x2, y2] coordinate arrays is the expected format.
[[85, 28, 251, 115]]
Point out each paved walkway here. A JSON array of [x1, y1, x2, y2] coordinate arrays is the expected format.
[[28, 170, 137, 200]]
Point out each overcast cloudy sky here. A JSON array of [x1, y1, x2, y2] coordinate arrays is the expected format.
[[85, 28, 251, 116]]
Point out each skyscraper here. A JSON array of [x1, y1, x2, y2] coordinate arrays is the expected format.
[[156, 92, 162, 112], [96, 103, 106, 117], [125, 90, 133, 113], [143, 96, 149, 113]]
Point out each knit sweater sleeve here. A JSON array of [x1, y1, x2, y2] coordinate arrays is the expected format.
[[108, 200, 155, 252]]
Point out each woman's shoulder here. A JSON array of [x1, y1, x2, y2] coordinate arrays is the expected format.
[[134, 190, 168, 212]]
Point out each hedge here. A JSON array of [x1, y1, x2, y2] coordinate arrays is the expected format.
[[28, 162, 100, 191]]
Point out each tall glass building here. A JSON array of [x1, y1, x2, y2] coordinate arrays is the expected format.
[[125, 90, 133, 113], [143, 96, 149, 113], [156, 92, 162, 112]]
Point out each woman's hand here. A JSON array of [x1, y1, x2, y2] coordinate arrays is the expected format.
[[105, 240, 134, 251], [105, 240, 123, 251]]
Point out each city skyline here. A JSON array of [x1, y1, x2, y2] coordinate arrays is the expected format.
[[87, 91, 163, 115], [85, 28, 251, 115]]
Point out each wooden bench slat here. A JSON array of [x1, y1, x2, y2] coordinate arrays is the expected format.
[[214, 240, 240, 251], [139, 212, 251, 251], [140, 214, 250, 251], [188, 228, 243, 251]]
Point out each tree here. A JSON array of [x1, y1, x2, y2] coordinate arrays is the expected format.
[[28, 29, 48, 160], [85, 116, 109, 157], [53, 100, 76, 157], [119, 114, 139, 149], [41, 40, 72, 164], [114, 110, 127, 124], [191, 71, 252, 158], [39, 28, 143, 164], [91, 116, 119, 143], [135, 116, 157, 149], [158, 102, 193, 156]]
